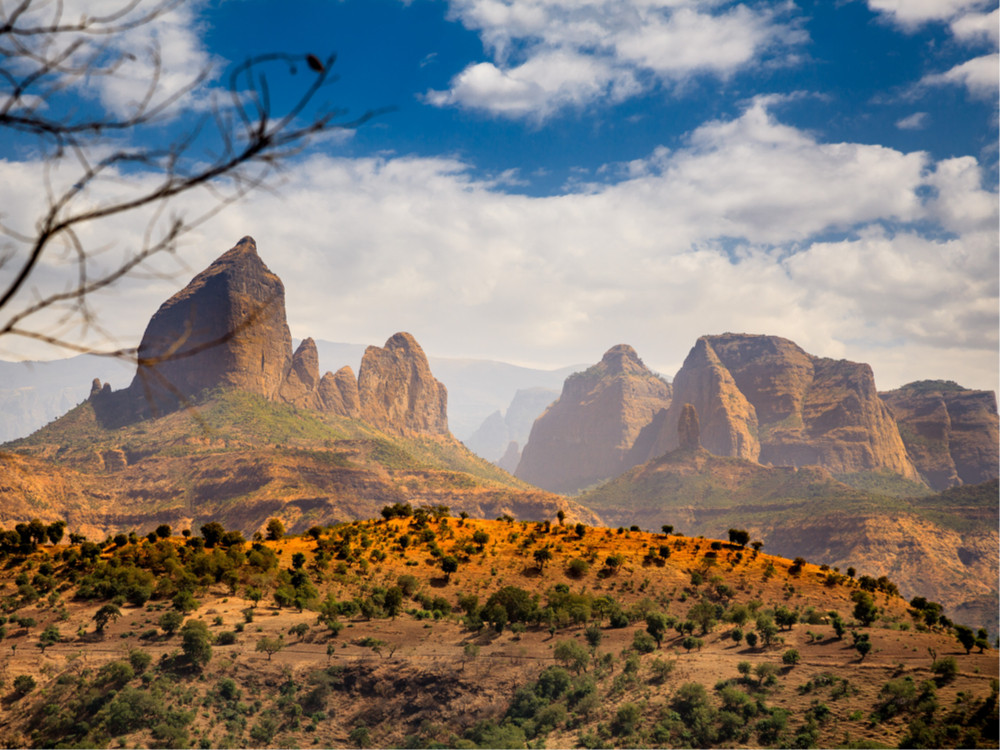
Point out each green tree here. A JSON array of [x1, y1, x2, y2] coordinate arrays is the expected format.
[[155, 524, 172, 539], [782, 648, 800, 666], [954, 625, 976, 654], [688, 599, 718, 635], [93, 603, 122, 634], [45, 521, 66, 546], [266, 518, 285, 541], [533, 547, 552, 571], [200, 522, 226, 548], [553, 639, 589, 673], [584, 623, 603, 651], [852, 591, 878, 626], [38, 624, 60, 652], [645, 611, 670, 648], [256, 635, 285, 661], [472, 529, 489, 550], [180, 620, 213, 669], [159, 610, 184, 635], [727, 528, 750, 547], [440, 555, 459, 582]]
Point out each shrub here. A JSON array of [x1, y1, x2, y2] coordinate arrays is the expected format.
[[12, 674, 35, 697], [782, 648, 800, 666], [632, 630, 657, 654], [566, 558, 589, 579]]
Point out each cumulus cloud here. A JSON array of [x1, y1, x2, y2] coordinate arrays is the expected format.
[[920, 53, 1000, 99], [2, 99, 996, 391], [867, 0, 999, 98], [425, 0, 806, 119]]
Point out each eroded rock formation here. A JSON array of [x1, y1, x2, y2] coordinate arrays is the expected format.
[[515, 344, 672, 493], [629, 334, 919, 481], [357, 332, 449, 436], [881, 381, 999, 490], [92, 238, 447, 437]]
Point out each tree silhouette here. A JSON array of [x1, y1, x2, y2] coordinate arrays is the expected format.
[[0, 0, 383, 367]]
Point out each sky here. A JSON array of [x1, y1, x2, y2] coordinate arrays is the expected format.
[[0, 0, 998, 392]]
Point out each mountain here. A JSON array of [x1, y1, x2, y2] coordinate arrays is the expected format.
[[515, 345, 672, 494], [464, 387, 559, 463], [629, 334, 921, 484], [1, 237, 598, 536], [881, 380, 1000, 491]]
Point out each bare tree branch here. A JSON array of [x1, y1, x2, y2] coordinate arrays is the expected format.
[[0, 0, 388, 363]]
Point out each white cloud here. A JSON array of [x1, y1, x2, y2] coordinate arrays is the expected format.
[[896, 112, 929, 129], [950, 7, 1000, 44], [2, 100, 996, 392], [866, 0, 995, 28], [921, 53, 1000, 98], [13, 0, 217, 120], [427, 0, 805, 119]]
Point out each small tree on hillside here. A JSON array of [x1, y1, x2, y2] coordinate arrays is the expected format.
[[266, 518, 285, 541], [727, 529, 750, 547], [94, 603, 122, 634], [256, 635, 285, 661]]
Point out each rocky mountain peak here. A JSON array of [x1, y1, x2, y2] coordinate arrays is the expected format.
[[89, 239, 451, 438], [124, 235, 292, 415], [358, 332, 449, 436], [515, 345, 672, 494], [881, 381, 999, 490], [599, 344, 645, 375], [629, 333, 919, 481]]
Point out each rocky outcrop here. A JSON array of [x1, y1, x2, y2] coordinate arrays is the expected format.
[[357, 333, 449, 436], [515, 345, 672, 494], [127, 237, 293, 413], [881, 381, 999, 490], [88, 239, 450, 438], [629, 337, 758, 464], [278, 338, 323, 409], [629, 334, 920, 481], [318, 366, 361, 418]]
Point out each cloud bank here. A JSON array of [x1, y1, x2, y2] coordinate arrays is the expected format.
[[8, 98, 989, 389], [425, 0, 806, 120]]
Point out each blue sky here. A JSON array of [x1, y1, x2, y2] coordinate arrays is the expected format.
[[1, 0, 998, 392]]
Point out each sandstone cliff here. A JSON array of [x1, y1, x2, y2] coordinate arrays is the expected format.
[[629, 334, 920, 481], [357, 333, 449, 436], [515, 345, 672, 494], [126, 236, 293, 414], [881, 381, 999, 490]]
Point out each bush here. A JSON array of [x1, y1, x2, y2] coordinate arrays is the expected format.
[[632, 630, 657, 654], [782, 648, 800, 665], [12, 674, 35, 697], [566, 558, 589, 579]]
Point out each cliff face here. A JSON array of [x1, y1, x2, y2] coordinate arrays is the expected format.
[[94, 238, 447, 438], [630, 334, 919, 480], [515, 345, 672, 494], [127, 237, 293, 412], [881, 381, 999, 490], [357, 333, 449, 436]]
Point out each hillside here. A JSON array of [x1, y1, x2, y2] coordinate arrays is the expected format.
[[578, 448, 999, 634], [2, 389, 597, 538], [0, 516, 994, 749]]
